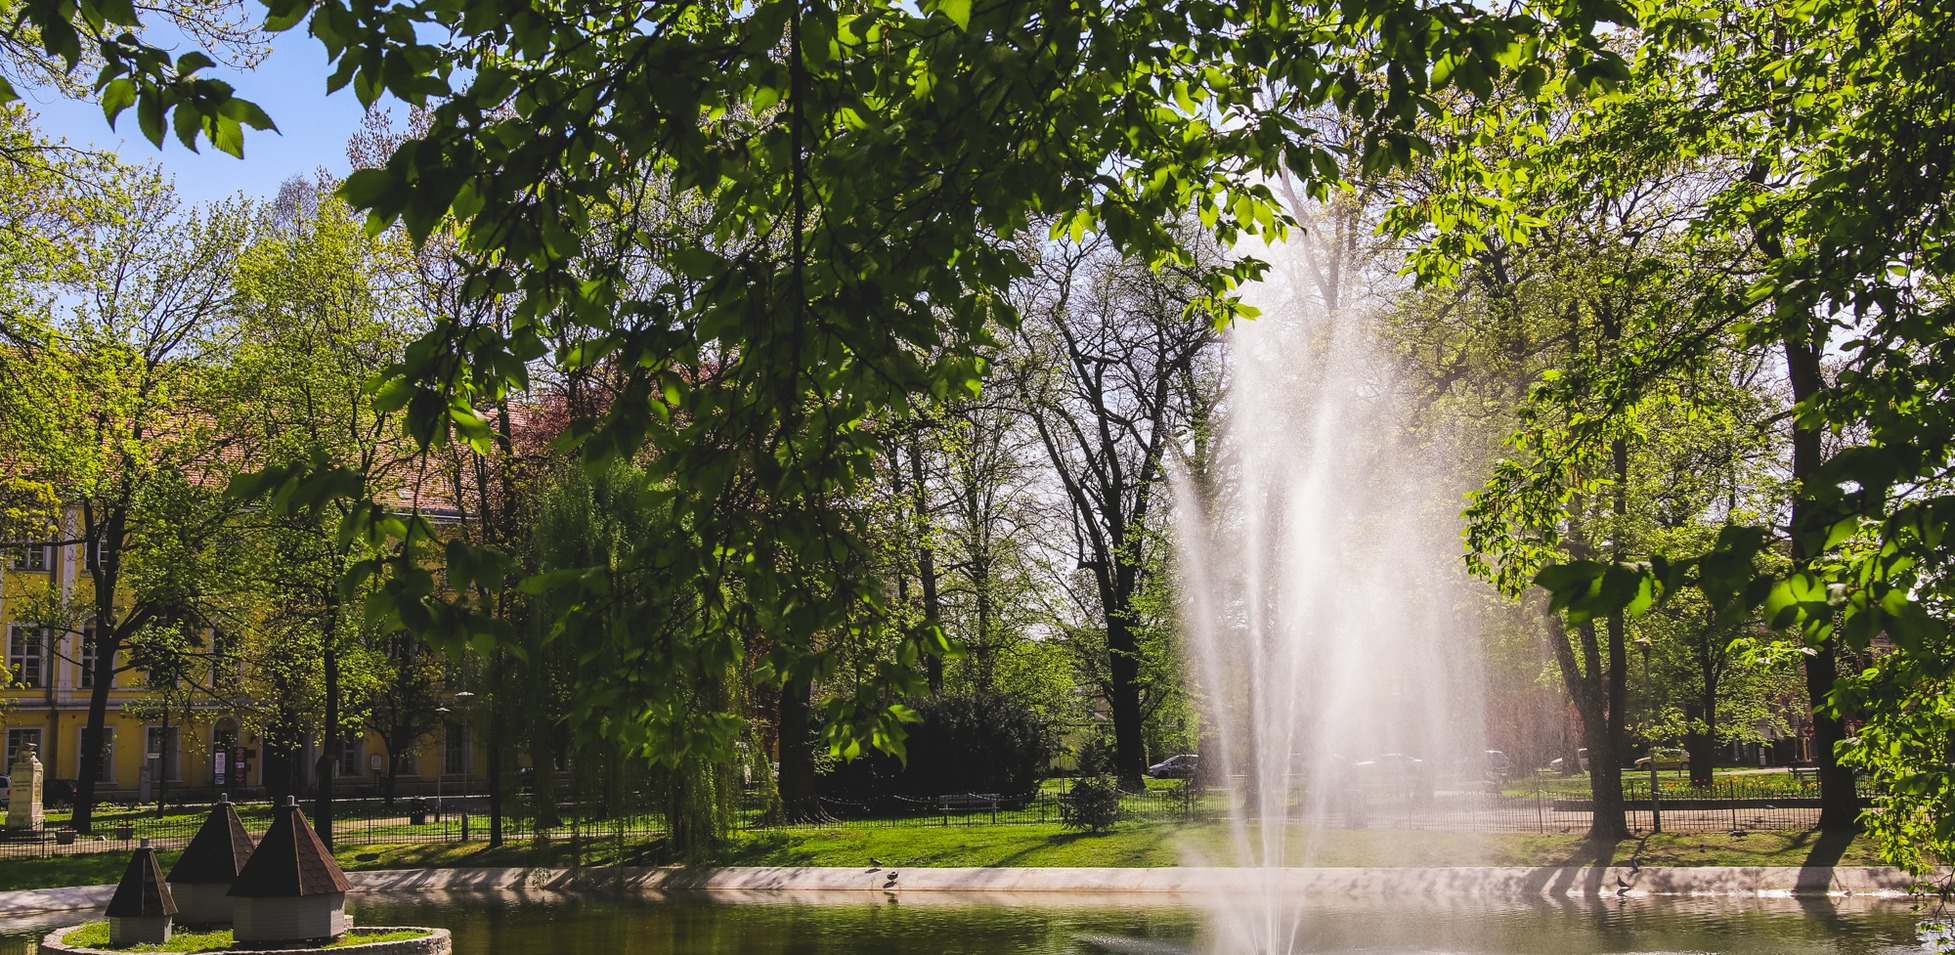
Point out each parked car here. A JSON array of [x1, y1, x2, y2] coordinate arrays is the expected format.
[[1146, 754, 1200, 779], [1548, 748, 1591, 773], [45, 779, 76, 807], [1635, 747, 1688, 771], [1484, 750, 1513, 777], [1351, 753, 1423, 772], [0, 774, 9, 806]]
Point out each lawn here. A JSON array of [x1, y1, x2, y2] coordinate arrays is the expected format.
[[58, 922, 429, 952], [0, 822, 1888, 894]]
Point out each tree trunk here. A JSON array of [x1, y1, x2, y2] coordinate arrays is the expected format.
[[1784, 334, 1858, 829], [1546, 609, 1629, 841], [73, 505, 128, 836], [316, 637, 339, 851], [908, 435, 944, 695], [1106, 610, 1147, 791], [74, 645, 115, 835], [488, 651, 505, 846], [1686, 674, 1716, 787], [776, 674, 822, 821]]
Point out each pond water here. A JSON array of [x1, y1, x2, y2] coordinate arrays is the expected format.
[[0, 891, 1935, 954]]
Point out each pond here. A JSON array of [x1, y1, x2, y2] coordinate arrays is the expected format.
[[0, 892, 1934, 954]]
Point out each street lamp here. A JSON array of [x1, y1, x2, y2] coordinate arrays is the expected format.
[[452, 692, 476, 801], [1635, 636, 1661, 834], [434, 705, 450, 817]]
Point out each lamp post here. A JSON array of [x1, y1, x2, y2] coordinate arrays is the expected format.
[[452, 692, 476, 801], [1636, 636, 1661, 834], [451, 691, 476, 840], [434, 705, 450, 819]]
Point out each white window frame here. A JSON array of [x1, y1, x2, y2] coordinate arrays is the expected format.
[[7, 625, 46, 689], [444, 722, 469, 776], [146, 726, 181, 783], [5, 727, 41, 767], [8, 543, 50, 572], [77, 626, 100, 689], [83, 538, 113, 571], [337, 736, 363, 778], [80, 726, 115, 782]]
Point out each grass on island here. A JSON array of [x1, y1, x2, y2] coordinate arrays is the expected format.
[[60, 923, 428, 952], [1, 821, 1889, 896]]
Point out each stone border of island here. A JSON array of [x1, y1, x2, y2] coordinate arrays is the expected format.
[[42, 796, 453, 955]]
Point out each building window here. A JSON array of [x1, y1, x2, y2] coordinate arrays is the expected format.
[[444, 722, 468, 776], [5, 728, 41, 766], [145, 726, 181, 783], [84, 538, 114, 571], [7, 625, 46, 689], [337, 737, 362, 778], [208, 630, 241, 687], [77, 627, 99, 689], [80, 726, 115, 782], [8, 544, 50, 572]]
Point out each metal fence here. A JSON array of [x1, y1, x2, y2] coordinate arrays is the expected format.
[[734, 786, 1202, 831], [0, 795, 670, 862], [0, 769, 1875, 861]]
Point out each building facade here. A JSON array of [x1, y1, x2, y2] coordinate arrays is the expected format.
[[1, 535, 474, 799]]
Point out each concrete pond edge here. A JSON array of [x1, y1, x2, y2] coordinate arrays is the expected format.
[[37, 926, 450, 955], [3, 864, 1926, 917]]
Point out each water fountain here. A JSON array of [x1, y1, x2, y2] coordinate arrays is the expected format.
[[1174, 235, 1487, 954]]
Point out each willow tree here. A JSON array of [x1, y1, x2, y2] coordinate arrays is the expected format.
[[525, 461, 745, 855]]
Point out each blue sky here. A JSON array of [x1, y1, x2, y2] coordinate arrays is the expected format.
[[22, 30, 375, 206]]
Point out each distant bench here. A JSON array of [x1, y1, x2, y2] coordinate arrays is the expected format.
[[938, 793, 1000, 824], [1790, 766, 1821, 785]]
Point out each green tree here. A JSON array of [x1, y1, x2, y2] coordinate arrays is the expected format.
[[1406, 0, 1955, 848], [223, 174, 421, 846], [1013, 236, 1219, 788], [3, 168, 254, 833]]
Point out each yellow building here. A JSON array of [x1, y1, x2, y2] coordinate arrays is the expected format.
[[1, 535, 473, 800]]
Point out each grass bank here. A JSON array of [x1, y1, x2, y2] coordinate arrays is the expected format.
[[0, 823, 1887, 894]]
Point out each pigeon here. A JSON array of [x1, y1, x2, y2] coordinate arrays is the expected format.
[[870, 857, 885, 867], [1617, 875, 1629, 889]]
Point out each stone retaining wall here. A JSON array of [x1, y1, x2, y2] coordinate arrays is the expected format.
[[37, 926, 450, 955], [2, 863, 1924, 919]]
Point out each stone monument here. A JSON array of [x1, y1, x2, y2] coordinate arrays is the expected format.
[[6, 741, 43, 830]]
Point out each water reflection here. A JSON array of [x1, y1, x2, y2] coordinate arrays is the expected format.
[[0, 891, 1930, 954]]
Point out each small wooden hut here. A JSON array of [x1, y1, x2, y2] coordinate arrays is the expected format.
[[106, 838, 177, 946], [229, 797, 353, 943], [166, 794, 256, 924]]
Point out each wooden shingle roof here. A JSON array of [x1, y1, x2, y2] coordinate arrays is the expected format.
[[168, 795, 256, 885], [227, 798, 352, 898], [106, 840, 178, 917]]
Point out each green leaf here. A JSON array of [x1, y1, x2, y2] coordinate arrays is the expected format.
[[100, 79, 136, 126], [937, 0, 971, 30]]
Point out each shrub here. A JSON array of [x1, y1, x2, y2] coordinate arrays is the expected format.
[[1074, 730, 1118, 778], [1059, 775, 1122, 833], [818, 690, 1058, 807]]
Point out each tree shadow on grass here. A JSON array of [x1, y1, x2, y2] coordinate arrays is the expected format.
[[989, 826, 1178, 868], [1518, 834, 1625, 899]]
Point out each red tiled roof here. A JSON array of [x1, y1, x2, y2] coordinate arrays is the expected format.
[[227, 798, 352, 898]]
